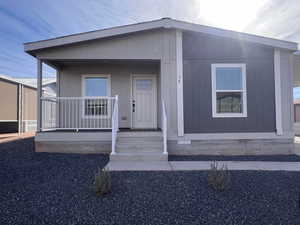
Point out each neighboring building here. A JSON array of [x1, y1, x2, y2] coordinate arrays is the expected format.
[[0, 75, 56, 133], [294, 98, 300, 136], [14, 77, 56, 96], [24, 18, 297, 158]]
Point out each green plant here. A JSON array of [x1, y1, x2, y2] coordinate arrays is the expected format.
[[207, 161, 231, 191], [93, 168, 111, 196]]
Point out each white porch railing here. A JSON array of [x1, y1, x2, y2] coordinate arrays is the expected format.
[[162, 99, 168, 154], [41, 96, 117, 131], [111, 95, 119, 154]]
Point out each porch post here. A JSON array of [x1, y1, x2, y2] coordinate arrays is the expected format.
[[37, 59, 43, 132], [56, 69, 60, 129]]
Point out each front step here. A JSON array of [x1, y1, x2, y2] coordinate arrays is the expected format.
[[110, 131, 167, 161], [110, 152, 168, 161]]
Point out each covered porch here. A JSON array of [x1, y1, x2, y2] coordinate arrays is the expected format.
[[27, 27, 181, 156], [36, 59, 168, 155]]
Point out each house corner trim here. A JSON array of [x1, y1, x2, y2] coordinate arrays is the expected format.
[[274, 49, 283, 135], [176, 29, 184, 137]]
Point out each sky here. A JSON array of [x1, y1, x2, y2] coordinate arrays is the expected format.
[[1, 0, 300, 97]]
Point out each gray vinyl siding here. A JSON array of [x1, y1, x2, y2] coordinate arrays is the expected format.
[[183, 31, 276, 133], [60, 61, 160, 128]]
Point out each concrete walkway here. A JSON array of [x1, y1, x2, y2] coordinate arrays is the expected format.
[[106, 160, 300, 171]]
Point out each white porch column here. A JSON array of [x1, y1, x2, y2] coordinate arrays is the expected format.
[[37, 59, 43, 132], [274, 49, 283, 135], [56, 69, 60, 129], [176, 30, 184, 137]]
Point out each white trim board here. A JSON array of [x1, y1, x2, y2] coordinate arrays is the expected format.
[[24, 18, 298, 53], [274, 49, 283, 135], [176, 30, 184, 136]]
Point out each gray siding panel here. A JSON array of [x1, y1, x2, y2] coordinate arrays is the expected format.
[[183, 32, 276, 133]]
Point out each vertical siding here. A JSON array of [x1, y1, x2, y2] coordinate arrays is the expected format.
[[183, 31, 276, 133], [60, 62, 160, 128], [0, 80, 18, 120], [23, 87, 37, 121], [295, 104, 300, 122], [280, 50, 294, 134]]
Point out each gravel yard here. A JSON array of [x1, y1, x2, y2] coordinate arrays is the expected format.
[[1, 138, 300, 225]]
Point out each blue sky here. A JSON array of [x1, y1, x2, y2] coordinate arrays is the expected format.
[[1, 0, 300, 97]]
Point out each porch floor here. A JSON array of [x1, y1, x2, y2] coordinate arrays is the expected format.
[[41, 128, 161, 132]]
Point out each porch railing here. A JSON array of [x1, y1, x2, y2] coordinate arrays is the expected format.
[[162, 99, 168, 154], [41, 96, 117, 131]]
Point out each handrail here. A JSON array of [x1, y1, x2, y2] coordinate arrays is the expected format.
[[40, 96, 116, 131], [162, 99, 168, 154], [111, 95, 119, 155], [42, 96, 116, 100]]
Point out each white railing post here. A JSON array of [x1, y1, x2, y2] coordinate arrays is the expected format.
[[116, 95, 119, 131], [111, 95, 119, 155], [162, 99, 168, 154]]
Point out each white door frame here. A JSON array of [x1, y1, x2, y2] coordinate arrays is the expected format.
[[131, 74, 157, 129]]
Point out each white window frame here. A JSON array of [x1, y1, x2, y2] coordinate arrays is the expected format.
[[81, 74, 111, 119], [211, 63, 247, 118]]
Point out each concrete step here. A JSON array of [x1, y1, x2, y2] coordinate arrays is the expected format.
[[117, 136, 163, 142], [117, 141, 163, 147], [110, 152, 168, 161], [118, 131, 162, 138], [116, 146, 163, 154]]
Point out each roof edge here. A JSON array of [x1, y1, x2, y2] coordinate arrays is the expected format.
[[24, 18, 298, 53], [24, 18, 169, 52], [0, 75, 37, 89]]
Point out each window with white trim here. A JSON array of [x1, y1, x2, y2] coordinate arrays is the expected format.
[[82, 75, 111, 117], [211, 64, 247, 118]]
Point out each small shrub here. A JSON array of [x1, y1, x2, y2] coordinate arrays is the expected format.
[[207, 161, 231, 191], [93, 168, 111, 196]]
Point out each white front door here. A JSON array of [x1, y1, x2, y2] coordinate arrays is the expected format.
[[132, 75, 157, 129]]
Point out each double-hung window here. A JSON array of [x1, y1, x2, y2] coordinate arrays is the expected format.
[[211, 64, 247, 118], [82, 75, 111, 117]]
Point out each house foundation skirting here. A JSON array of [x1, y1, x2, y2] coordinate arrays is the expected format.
[[35, 137, 294, 155], [35, 141, 111, 154], [168, 139, 294, 155]]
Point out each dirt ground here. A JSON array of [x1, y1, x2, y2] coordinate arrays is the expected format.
[[0, 132, 35, 143]]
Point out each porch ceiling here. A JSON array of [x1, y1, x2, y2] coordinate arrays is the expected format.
[[44, 59, 160, 69]]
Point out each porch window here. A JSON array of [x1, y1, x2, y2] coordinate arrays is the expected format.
[[211, 64, 247, 118], [82, 75, 111, 117]]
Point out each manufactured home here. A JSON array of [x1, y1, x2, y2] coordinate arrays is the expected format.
[[24, 18, 297, 160]]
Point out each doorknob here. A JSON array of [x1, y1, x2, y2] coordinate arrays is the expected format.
[[132, 100, 135, 112]]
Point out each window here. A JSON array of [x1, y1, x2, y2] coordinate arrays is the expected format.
[[211, 64, 247, 118], [82, 75, 111, 117]]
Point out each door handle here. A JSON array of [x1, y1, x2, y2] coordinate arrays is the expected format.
[[132, 100, 135, 112]]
